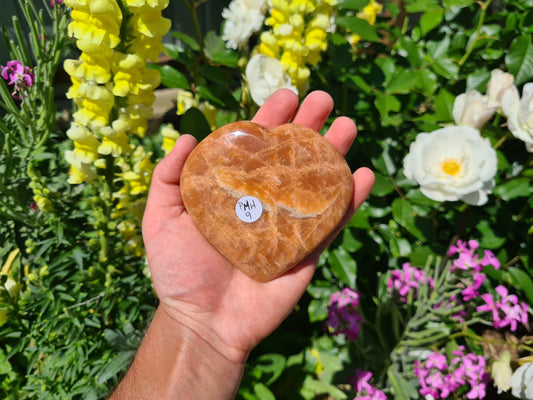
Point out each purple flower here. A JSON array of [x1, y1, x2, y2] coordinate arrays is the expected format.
[[49, 0, 63, 6], [414, 349, 488, 399], [387, 263, 434, 303], [1, 60, 35, 99], [351, 369, 387, 400], [461, 272, 486, 302], [327, 288, 364, 341], [448, 239, 500, 272], [476, 285, 529, 332]]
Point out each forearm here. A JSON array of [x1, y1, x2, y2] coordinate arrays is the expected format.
[[109, 306, 247, 400]]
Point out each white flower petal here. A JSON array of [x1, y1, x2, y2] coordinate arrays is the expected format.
[[403, 126, 498, 205], [245, 54, 298, 106]]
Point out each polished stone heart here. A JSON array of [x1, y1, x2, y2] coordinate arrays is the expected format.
[[180, 121, 354, 282]]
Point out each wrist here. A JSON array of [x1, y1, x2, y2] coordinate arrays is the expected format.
[[110, 306, 248, 399]]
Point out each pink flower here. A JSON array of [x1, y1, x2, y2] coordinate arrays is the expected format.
[[1, 60, 35, 99], [414, 349, 488, 399], [476, 285, 529, 332], [387, 263, 434, 303], [461, 272, 486, 301], [448, 239, 500, 272], [49, 0, 63, 6], [328, 288, 364, 341], [351, 370, 387, 400]]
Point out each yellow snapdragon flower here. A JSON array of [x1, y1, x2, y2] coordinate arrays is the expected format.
[[258, 0, 336, 93], [348, 0, 382, 48], [160, 123, 180, 155]]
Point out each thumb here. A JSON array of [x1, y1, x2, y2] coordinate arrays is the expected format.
[[145, 134, 198, 215]]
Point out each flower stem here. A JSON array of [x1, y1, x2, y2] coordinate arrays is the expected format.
[[183, 0, 206, 58], [458, 0, 492, 67]]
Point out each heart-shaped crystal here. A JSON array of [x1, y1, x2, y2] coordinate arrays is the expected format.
[[180, 121, 353, 281]]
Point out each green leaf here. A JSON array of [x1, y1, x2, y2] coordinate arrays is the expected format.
[[406, 0, 441, 13], [507, 267, 533, 305], [338, 0, 370, 10], [420, 9, 444, 35], [494, 178, 532, 200], [392, 198, 434, 241], [388, 367, 418, 400], [308, 298, 329, 322], [150, 64, 190, 90], [179, 107, 212, 141], [476, 220, 506, 249], [164, 43, 196, 68], [204, 31, 239, 67], [171, 31, 200, 52], [433, 89, 455, 122], [196, 85, 239, 110], [96, 350, 135, 384], [301, 376, 348, 399], [390, 236, 412, 258], [432, 58, 459, 80], [443, 0, 474, 6], [254, 354, 286, 386], [198, 64, 233, 86], [385, 70, 418, 94], [253, 383, 276, 400], [342, 228, 363, 253], [506, 34, 533, 86], [371, 140, 397, 175], [328, 247, 357, 287], [371, 173, 395, 196], [349, 204, 372, 229], [374, 92, 401, 125], [398, 37, 423, 68], [417, 68, 438, 95], [392, 198, 415, 231], [336, 16, 379, 42]]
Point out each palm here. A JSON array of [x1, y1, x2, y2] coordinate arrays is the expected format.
[[141, 90, 375, 359]]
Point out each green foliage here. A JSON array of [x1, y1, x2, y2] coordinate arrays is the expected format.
[[1, 0, 533, 398]]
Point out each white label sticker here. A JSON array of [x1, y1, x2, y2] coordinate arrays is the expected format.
[[235, 196, 263, 223]]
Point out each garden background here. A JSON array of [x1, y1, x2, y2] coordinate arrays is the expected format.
[[1, 0, 533, 399]]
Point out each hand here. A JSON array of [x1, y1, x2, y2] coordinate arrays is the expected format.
[[141, 89, 375, 365]]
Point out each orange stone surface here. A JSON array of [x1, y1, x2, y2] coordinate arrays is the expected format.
[[180, 121, 354, 282]]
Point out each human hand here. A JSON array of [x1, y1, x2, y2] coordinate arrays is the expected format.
[[141, 89, 375, 365]]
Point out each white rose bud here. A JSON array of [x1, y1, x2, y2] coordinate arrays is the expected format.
[[501, 82, 533, 152], [487, 69, 516, 105], [453, 90, 498, 130]]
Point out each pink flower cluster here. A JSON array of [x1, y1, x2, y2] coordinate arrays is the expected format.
[[448, 239, 500, 304], [49, 0, 63, 6], [327, 288, 364, 341], [477, 285, 529, 331], [1, 60, 34, 99], [448, 239, 500, 272], [351, 369, 387, 400], [414, 347, 489, 399], [387, 263, 434, 303]]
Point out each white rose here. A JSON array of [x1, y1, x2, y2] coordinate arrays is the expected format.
[[452, 90, 498, 130], [501, 82, 533, 152], [512, 362, 533, 400], [245, 54, 298, 106], [222, 0, 268, 50], [403, 126, 498, 206], [487, 69, 516, 105]]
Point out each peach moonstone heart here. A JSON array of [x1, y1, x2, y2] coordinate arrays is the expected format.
[[180, 121, 354, 282]]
